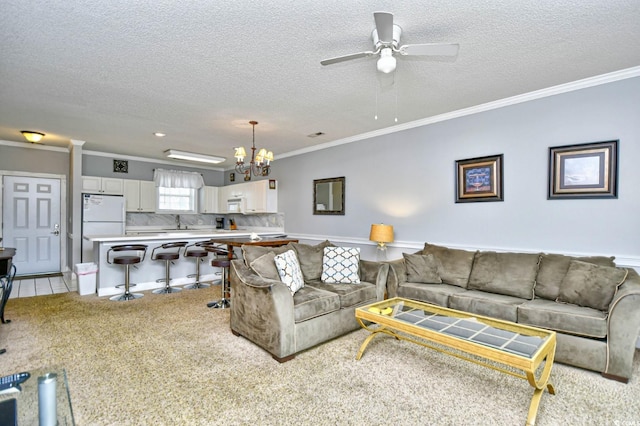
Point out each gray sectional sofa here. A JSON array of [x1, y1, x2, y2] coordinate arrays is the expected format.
[[387, 243, 640, 382], [229, 241, 389, 362]]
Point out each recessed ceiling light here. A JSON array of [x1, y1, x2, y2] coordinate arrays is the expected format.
[[154, 132, 166, 137]]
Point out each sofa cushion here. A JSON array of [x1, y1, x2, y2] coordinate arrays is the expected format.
[[467, 251, 540, 300], [403, 253, 442, 283], [421, 243, 476, 288], [292, 285, 341, 323], [396, 282, 466, 308], [274, 250, 305, 295], [321, 247, 360, 284], [290, 240, 334, 282], [248, 252, 280, 281], [242, 244, 292, 267], [307, 281, 376, 308], [449, 290, 523, 322], [535, 253, 616, 301], [518, 298, 607, 338], [556, 260, 628, 311]]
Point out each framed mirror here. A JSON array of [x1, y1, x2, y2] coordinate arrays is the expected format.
[[313, 177, 345, 215]]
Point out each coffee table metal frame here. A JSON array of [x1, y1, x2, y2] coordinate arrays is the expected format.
[[355, 297, 556, 426]]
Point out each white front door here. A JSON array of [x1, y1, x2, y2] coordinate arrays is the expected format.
[[2, 176, 62, 275]]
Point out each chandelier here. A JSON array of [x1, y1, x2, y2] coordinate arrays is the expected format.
[[234, 121, 273, 178]]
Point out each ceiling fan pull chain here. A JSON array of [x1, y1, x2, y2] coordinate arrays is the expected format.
[[394, 74, 398, 123], [374, 78, 379, 120]]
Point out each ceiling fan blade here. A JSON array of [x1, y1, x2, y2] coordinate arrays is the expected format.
[[373, 11, 394, 43], [399, 43, 460, 57], [320, 51, 376, 66]]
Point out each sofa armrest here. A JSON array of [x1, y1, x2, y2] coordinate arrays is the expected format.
[[360, 259, 389, 301], [230, 260, 296, 359], [386, 259, 406, 298], [605, 268, 640, 381]]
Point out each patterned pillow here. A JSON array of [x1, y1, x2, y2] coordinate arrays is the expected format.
[[321, 247, 360, 284], [274, 250, 305, 295]]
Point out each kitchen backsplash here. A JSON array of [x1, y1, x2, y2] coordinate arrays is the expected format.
[[126, 212, 284, 229]]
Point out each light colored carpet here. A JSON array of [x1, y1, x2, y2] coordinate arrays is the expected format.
[[1, 287, 639, 425]]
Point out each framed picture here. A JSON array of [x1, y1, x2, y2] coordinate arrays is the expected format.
[[548, 140, 618, 199], [269, 179, 276, 190], [229, 172, 235, 182], [455, 154, 503, 203], [113, 159, 128, 173]]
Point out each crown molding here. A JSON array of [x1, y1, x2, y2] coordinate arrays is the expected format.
[[278, 66, 640, 160]]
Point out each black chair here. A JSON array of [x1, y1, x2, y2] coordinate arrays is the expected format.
[[183, 241, 211, 290], [151, 242, 188, 294], [107, 244, 148, 301], [204, 244, 234, 309]]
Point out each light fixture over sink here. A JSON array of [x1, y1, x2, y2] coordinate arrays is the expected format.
[[164, 149, 225, 164], [234, 121, 273, 178]]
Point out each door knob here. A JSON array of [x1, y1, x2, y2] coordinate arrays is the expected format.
[[51, 224, 60, 236]]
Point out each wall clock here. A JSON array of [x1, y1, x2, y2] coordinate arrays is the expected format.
[[113, 159, 128, 173]]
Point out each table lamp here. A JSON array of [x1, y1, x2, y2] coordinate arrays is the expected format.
[[369, 224, 394, 261]]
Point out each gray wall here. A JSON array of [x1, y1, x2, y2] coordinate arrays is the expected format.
[[273, 77, 640, 263], [0, 145, 69, 176], [82, 155, 225, 186]]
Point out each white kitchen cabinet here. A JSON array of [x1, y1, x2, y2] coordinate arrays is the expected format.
[[123, 180, 156, 212], [82, 176, 124, 195], [245, 180, 278, 213], [199, 186, 220, 213]]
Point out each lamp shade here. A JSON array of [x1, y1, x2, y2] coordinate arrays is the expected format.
[[369, 224, 394, 243]]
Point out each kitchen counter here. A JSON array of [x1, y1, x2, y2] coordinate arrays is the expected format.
[[83, 230, 287, 297]]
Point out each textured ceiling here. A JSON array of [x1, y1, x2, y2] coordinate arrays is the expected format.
[[1, 1, 640, 169]]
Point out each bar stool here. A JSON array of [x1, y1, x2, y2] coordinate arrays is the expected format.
[[107, 244, 148, 301], [183, 241, 210, 290], [151, 241, 188, 294], [205, 245, 233, 309]]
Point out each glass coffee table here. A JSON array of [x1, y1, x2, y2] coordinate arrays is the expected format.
[[355, 297, 556, 426]]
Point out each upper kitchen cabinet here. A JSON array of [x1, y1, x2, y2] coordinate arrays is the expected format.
[[82, 176, 124, 195], [245, 180, 278, 213], [199, 186, 220, 213], [123, 180, 156, 212]]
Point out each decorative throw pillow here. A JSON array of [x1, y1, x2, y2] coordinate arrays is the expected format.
[[421, 243, 477, 288], [556, 260, 628, 311], [535, 253, 616, 300], [242, 244, 292, 267], [467, 251, 540, 300], [249, 252, 280, 281], [274, 250, 305, 295], [321, 247, 361, 284], [402, 253, 442, 284], [290, 240, 334, 281]]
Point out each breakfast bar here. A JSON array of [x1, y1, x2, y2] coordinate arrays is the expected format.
[[84, 230, 287, 297]]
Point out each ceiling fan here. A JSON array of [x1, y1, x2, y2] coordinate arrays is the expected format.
[[321, 11, 459, 74]]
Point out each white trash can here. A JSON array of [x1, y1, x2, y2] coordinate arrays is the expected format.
[[75, 262, 98, 296]]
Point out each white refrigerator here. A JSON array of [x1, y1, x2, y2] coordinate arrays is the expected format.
[[82, 193, 126, 262]]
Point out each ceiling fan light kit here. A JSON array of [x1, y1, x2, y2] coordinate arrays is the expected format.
[[321, 11, 459, 74]]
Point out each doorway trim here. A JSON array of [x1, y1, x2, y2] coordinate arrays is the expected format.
[[0, 170, 68, 273]]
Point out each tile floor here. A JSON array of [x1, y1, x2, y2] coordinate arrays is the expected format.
[[8, 271, 76, 299]]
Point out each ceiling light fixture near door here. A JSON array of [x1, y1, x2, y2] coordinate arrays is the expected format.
[[164, 149, 225, 164], [21, 131, 45, 143], [234, 121, 273, 178]]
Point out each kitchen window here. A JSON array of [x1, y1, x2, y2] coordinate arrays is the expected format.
[[156, 187, 197, 213]]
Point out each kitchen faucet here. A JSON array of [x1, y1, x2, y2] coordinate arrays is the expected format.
[[176, 214, 181, 229]]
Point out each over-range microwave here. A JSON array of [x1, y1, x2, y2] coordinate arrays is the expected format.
[[227, 197, 246, 214]]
